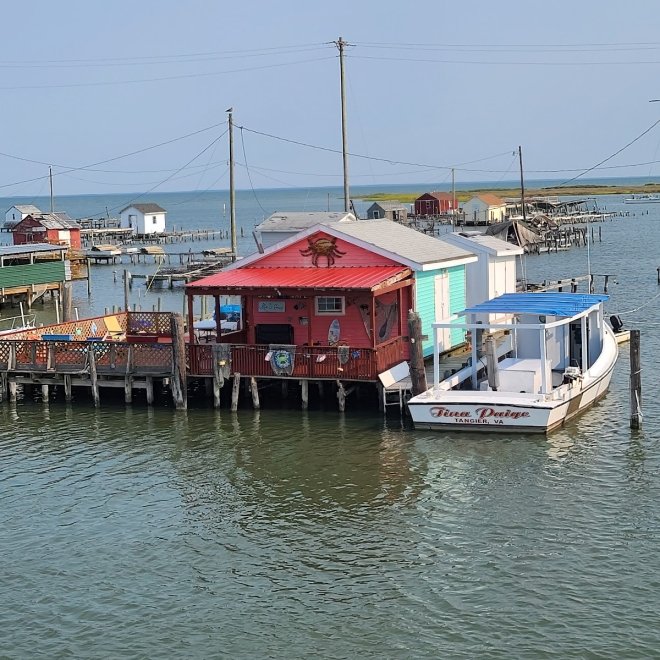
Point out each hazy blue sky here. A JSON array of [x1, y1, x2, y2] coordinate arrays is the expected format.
[[3, 0, 660, 196]]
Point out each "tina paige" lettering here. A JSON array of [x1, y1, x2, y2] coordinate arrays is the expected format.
[[430, 406, 530, 421]]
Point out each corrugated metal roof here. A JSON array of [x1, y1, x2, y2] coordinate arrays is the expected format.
[[367, 201, 407, 211], [120, 203, 167, 214], [256, 211, 356, 232], [331, 220, 474, 265], [463, 292, 608, 317], [187, 266, 409, 291], [443, 231, 524, 256], [0, 243, 66, 257], [11, 204, 42, 214], [31, 212, 79, 230]]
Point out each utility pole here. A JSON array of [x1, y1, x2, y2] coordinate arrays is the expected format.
[[451, 167, 456, 227], [335, 37, 350, 213], [518, 145, 526, 224], [227, 108, 237, 260], [49, 166, 54, 213]]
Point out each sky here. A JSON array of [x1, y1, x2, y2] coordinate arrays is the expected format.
[[3, 0, 660, 197]]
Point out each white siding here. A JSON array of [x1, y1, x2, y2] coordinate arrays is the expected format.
[[119, 207, 166, 235]]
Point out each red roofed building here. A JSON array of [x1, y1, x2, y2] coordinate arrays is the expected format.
[[185, 220, 475, 384], [414, 192, 456, 216], [12, 213, 82, 249]]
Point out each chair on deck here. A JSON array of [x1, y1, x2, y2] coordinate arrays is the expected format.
[[103, 315, 126, 342]]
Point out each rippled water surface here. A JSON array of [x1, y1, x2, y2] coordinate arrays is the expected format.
[[1, 192, 660, 658]]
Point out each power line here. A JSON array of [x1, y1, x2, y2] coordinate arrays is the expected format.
[[0, 56, 336, 91], [555, 118, 660, 187], [102, 130, 229, 215], [239, 127, 268, 215], [0, 43, 328, 65], [0, 121, 229, 190]]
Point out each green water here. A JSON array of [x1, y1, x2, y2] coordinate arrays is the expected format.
[[1, 192, 659, 657]]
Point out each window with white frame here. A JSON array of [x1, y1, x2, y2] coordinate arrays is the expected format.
[[152, 216, 157, 224], [315, 296, 345, 315]]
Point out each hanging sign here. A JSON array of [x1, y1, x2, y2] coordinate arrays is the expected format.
[[258, 300, 285, 313]]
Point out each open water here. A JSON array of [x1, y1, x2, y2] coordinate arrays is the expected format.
[[1, 185, 659, 658]]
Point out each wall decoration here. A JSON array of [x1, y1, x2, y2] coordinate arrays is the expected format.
[[376, 298, 398, 342], [327, 319, 341, 346], [258, 300, 285, 313], [299, 236, 346, 267]]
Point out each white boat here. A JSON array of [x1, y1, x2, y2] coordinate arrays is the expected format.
[[623, 194, 660, 204], [0, 309, 37, 335], [407, 293, 618, 433]]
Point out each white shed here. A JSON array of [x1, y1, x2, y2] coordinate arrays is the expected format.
[[119, 203, 167, 235], [442, 231, 523, 312], [5, 204, 42, 228], [255, 211, 356, 250], [461, 194, 507, 225]]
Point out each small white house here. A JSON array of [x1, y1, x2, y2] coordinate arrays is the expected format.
[[119, 203, 167, 235], [461, 194, 507, 224], [4, 204, 43, 228], [442, 231, 523, 314], [255, 211, 356, 250]]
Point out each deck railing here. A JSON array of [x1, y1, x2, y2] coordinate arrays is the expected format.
[[187, 336, 408, 381]]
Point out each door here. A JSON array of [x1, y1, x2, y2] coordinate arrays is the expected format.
[[255, 324, 294, 345], [434, 272, 451, 352]]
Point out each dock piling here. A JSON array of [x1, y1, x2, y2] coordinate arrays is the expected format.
[[231, 373, 241, 411], [630, 329, 642, 430]]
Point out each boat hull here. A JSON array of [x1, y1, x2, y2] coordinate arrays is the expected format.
[[408, 360, 615, 434]]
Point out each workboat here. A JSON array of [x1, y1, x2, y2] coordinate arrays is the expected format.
[[407, 293, 618, 433], [623, 194, 660, 204]]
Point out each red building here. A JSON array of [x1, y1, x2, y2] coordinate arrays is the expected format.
[[12, 213, 82, 249], [414, 192, 456, 216], [186, 224, 419, 382]]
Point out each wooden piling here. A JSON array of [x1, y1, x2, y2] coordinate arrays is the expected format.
[[408, 310, 428, 395], [145, 376, 154, 405], [41, 384, 49, 402], [212, 345, 224, 408], [61, 282, 73, 322], [88, 344, 100, 407], [250, 377, 260, 410], [8, 380, 17, 402], [301, 379, 309, 409], [231, 373, 241, 411], [630, 329, 642, 430], [336, 380, 346, 412], [170, 313, 187, 410], [63, 374, 72, 402]]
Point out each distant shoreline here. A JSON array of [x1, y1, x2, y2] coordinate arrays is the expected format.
[[354, 183, 660, 203]]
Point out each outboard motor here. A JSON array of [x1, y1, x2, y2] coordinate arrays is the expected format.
[[610, 314, 624, 333]]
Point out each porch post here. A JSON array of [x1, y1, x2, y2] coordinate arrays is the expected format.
[[581, 315, 588, 373], [370, 294, 377, 348], [306, 296, 313, 346], [215, 295, 222, 342], [539, 324, 548, 394], [470, 322, 479, 389], [433, 325, 440, 388], [396, 287, 402, 336], [187, 293, 195, 343]]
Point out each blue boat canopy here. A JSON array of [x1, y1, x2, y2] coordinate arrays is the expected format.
[[463, 292, 608, 317]]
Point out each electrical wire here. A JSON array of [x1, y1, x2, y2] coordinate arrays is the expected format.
[[0, 56, 336, 91], [239, 127, 268, 215], [0, 121, 229, 190], [101, 129, 228, 215], [555, 118, 660, 187]]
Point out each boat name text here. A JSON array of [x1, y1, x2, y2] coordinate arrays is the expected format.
[[429, 406, 530, 423]]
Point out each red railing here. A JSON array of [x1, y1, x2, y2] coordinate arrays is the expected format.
[[186, 338, 408, 381]]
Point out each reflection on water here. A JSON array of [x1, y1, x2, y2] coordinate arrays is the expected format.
[[2, 196, 660, 657]]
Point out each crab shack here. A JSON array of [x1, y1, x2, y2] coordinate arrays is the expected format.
[[185, 220, 475, 406]]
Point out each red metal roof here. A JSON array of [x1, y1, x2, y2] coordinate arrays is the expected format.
[[187, 266, 409, 291]]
